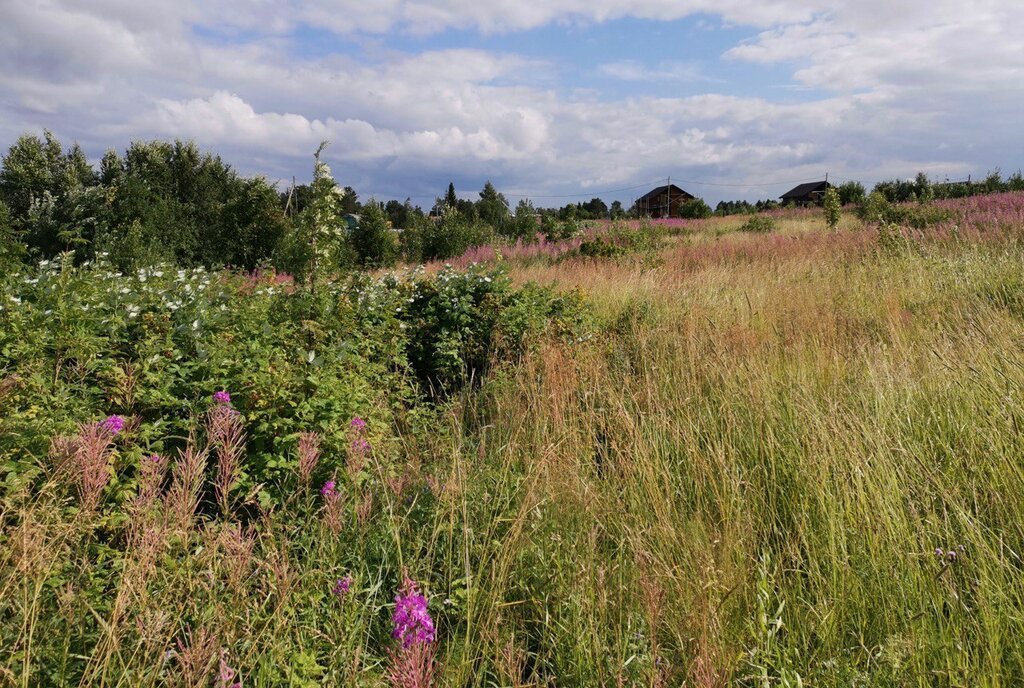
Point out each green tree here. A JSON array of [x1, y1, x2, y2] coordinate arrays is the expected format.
[[0, 131, 100, 258], [857, 191, 892, 224], [477, 181, 509, 230], [421, 205, 493, 260], [340, 186, 361, 215], [400, 212, 429, 263], [351, 198, 398, 268], [913, 172, 933, 202], [383, 198, 417, 229], [823, 186, 841, 230], [445, 182, 458, 209], [98, 139, 286, 269], [837, 181, 866, 206], [216, 178, 289, 269], [677, 198, 712, 219], [580, 197, 608, 219], [610, 200, 625, 220], [0, 200, 26, 267], [505, 199, 538, 242]]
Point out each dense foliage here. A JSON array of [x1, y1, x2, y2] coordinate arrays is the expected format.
[[0, 133, 288, 271], [3, 192, 1024, 685], [0, 259, 587, 506]]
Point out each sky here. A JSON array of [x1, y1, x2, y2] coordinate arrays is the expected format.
[[1, 0, 1022, 207]]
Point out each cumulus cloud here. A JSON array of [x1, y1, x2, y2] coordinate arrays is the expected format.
[[0, 0, 1021, 203]]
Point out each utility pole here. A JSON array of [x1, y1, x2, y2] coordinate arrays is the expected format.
[[666, 176, 671, 219]]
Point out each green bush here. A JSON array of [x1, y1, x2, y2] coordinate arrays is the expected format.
[[857, 192, 952, 229], [503, 200, 539, 243], [420, 207, 494, 261], [739, 215, 777, 233], [0, 200, 25, 267], [541, 214, 579, 242], [578, 236, 627, 258], [0, 260, 588, 501], [676, 198, 713, 219], [0, 132, 289, 269], [823, 186, 841, 230], [350, 200, 398, 268]]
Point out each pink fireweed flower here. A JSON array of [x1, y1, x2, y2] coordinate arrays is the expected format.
[[333, 574, 353, 598], [320, 473, 345, 533], [101, 415, 126, 435], [297, 431, 321, 487], [392, 576, 436, 649], [350, 416, 366, 431], [208, 400, 245, 516], [213, 390, 232, 405], [68, 421, 118, 512]]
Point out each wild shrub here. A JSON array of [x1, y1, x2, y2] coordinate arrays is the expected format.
[[541, 214, 579, 242], [350, 200, 398, 268], [837, 180, 866, 205], [0, 200, 26, 267], [739, 215, 776, 233], [503, 199, 539, 243], [823, 186, 841, 230], [420, 206, 494, 261], [676, 198, 713, 219], [0, 260, 588, 498], [399, 265, 588, 392], [578, 236, 627, 258], [857, 191, 952, 229]]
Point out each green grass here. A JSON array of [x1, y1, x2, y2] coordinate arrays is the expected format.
[[3, 207, 1024, 686]]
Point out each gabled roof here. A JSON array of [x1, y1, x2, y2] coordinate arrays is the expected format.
[[637, 184, 693, 201], [780, 181, 830, 199]]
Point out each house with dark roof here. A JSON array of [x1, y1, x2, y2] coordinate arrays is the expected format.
[[633, 184, 695, 218], [780, 181, 833, 206]]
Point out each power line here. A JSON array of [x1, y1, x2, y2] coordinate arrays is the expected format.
[[664, 175, 826, 188], [385, 177, 663, 201], [502, 179, 668, 199], [378, 172, 846, 204]]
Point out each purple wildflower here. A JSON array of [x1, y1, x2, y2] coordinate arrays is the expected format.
[[213, 390, 232, 405], [333, 574, 353, 598], [350, 417, 366, 431], [320, 480, 336, 498], [101, 415, 126, 435], [392, 576, 436, 649]]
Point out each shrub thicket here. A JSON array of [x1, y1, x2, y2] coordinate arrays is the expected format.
[[676, 197, 713, 219], [739, 215, 777, 233]]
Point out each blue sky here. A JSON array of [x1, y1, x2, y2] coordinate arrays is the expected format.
[[1, 1, 1021, 207]]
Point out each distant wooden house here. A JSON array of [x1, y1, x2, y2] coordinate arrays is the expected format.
[[780, 181, 833, 206], [634, 184, 695, 218]]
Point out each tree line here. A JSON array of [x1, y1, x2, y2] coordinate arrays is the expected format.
[[2, 131, 1021, 271]]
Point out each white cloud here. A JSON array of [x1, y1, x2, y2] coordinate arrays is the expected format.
[[0, 0, 1021, 204]]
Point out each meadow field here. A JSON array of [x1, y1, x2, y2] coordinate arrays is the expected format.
[[3, 193, 1024, 686]]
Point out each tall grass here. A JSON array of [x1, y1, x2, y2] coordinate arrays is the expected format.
[[3, 195, 1024, 685]]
